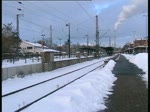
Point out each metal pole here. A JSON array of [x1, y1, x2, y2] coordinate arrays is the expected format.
[[58, 38, 62, 58], [16, 14, 19, 55], [69, 23, 70, 58], [41, 34, 45, 50], [132, 31, 136, 54], [16, 14, 23, 37], [114, 30, 116, 48], [16, 14, 19, 36], [66, 23, 71, 58], [16, 14, 23, 56], [87, 34, 89, 46], [50, 25, 52, 48], [143, 14, 148, 53], [114, 29, 116, 54], [109, 36, 111, 47], [96, 15, 99, 46], [96, 15, 99, 58]]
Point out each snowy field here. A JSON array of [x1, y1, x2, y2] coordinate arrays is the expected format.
[[2, 56, 117, 112], [122, 53, 148, 87]]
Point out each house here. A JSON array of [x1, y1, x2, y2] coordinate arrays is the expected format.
[[20, 40, 59, 54], [122, 37, 148, 54], [123, 43, 134, 54], [134, 38, 148, 53]]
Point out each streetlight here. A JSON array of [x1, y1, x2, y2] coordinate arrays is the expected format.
[[66, 23, 71, 58]]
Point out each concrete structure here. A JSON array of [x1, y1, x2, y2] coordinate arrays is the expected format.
[[2, 53, 94, 81], [2, 64, 42, 80], [41, 51, 54, 72], [79, 46, 96, 56]]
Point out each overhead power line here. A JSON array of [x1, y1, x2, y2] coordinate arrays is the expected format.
[[26, 2, 67, 23], [76, 1, 95, 24]]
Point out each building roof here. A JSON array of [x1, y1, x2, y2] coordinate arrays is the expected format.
[[135, 38, 147, 41], [22, 40, 60, 53], [22, 40, 48, 48], [79, 46, 96, 50], [42, 49, 60, 53], [134, 46, 148, 48]]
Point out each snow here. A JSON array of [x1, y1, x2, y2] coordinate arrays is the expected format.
[[122, 53, 148, 87], [42, 48, 60, 52], [22, 60, 117, 112], [22, 40, 47, 48], [2, 57, 117, 112], [2, 56, 93, 68], [2, 58, 41, 68], [2, 53, 148, 112]]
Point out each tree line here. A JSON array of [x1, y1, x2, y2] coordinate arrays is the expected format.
[[2, 23, 22, 53]]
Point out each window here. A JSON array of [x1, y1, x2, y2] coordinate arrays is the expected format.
[[27, 47, 33, 49]]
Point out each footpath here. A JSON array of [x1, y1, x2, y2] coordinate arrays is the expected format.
[[99, 54, 148, 112]]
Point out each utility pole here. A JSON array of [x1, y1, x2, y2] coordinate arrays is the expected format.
[[83, 34, 89, 47], [16, 14, 23, 54], [49, 25, 52, 48], [86, 34, 89, 47], [109, 36, 111, 47], [96, 15, 99, 46], [58, 38, 62, 58], [114, 30, 116, 48], [66, 23, 71, 58], [143, 14, 148, 53], [114, 29, 116, 53], [16, 14, 23, 37], [41, 34, 45, 50], [132, 31, 136, 54], [96, 15, 99, 58], [58, 38, 62, 46]]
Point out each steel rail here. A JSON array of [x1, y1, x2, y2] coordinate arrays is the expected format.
[[14, 63, 105, 112], [2, 58, 111, 97]]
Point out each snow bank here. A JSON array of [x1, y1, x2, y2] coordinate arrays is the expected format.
[[122, 53, 148, 87], [23, 60, 117, 112]]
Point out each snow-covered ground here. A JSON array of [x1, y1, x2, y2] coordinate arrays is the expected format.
[[2, 53, 148, 112], [122, 53, 148, 87], [2, 56, 117, 112], [2, 56, 92, 68], [22, 60, 117, 112], [2, 58, 41, 68]]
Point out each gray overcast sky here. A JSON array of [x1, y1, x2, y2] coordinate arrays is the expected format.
[[2, 0, 148, 47]]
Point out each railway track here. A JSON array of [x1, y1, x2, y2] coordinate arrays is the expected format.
[[2, 58, 112, 97], [2, 55, 119, 112], [14, 63, 105, 112]]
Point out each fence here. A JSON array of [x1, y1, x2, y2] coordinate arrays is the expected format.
[[2, 52, 94, 81]]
